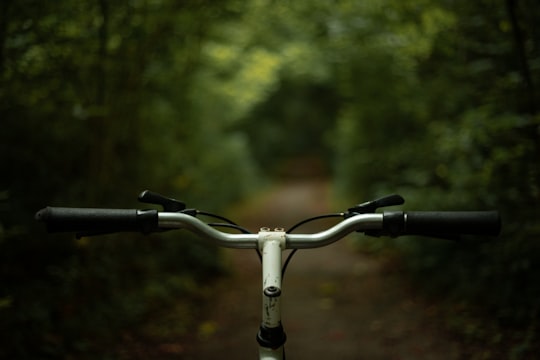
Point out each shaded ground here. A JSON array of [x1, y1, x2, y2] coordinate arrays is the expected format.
[[176, 179, 463, 359]]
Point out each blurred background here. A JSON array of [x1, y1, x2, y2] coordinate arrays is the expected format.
[[1, 0, 539, 358]]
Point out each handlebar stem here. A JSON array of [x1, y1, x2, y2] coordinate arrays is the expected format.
[[257, 229, 286, 358], [259, 229, 285, 327]]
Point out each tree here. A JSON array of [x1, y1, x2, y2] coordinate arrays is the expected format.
[[332, 0, 540, 353], [0, 1, 256, 357]]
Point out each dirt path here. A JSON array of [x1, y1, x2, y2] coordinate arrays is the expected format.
[[181, 179, 462, 359]]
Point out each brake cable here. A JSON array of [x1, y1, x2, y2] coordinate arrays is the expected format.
[[281, 195, 404, 278], [194, 211, 261, 260], [282, 213, 345, 278]]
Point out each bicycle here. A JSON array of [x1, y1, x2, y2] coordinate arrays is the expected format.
[[35, 191, 501, 359]]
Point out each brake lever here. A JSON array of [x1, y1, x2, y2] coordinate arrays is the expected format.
[[345, 194, 405, 218], [138, 190, 186, 212]]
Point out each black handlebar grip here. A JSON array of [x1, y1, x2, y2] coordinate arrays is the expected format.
[[382, 211, 501, 238], [35, 207, 159, 235]]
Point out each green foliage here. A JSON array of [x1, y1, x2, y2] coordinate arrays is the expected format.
[[190, 1, 339, 174], [0, 230, 223, 358], [3, 0, 540, 357], [332, 0, 540, 354], [0, 0, 257, 358]]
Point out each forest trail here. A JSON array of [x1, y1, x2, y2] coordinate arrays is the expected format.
[[178, 179, 463, 359]]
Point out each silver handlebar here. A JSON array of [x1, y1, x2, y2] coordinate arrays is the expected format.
[[158, 212, 383, 249]]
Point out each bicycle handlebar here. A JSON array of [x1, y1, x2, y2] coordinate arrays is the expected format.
[[34, 196, 501, 360], [35, 206, 501, 247]]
